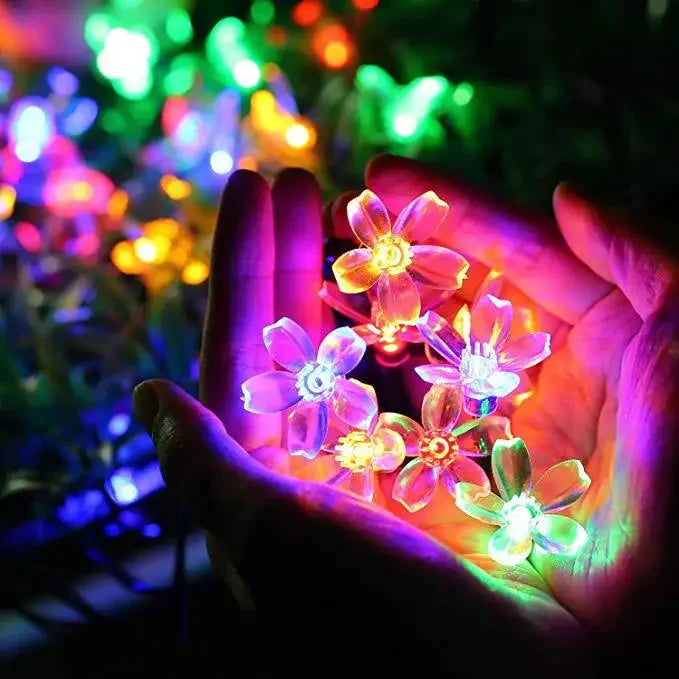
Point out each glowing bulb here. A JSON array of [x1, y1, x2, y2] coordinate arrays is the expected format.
[[251, 0, 275, 25], [453, 82, 474, 106], [108, 413, 131, 437], [160, 175, 192, 200], [182, 259, 209, 285], [165, 9, 193, 44], [112, 241, 144, 274], [14, 222, 42, 252], [354, 0, 379, 9], [107, 190, 129, 218], [285, 123, 311, 148], [323, 41, 349, 68], [392, 113, 417, 138], [47, 67, 79, 97], [232, 59, 261, 89], [134, 237, 159, 263], [106, 470, 139, 505], [210, 150, 234, 174], [0, 185, 17, 219], [293, 0, 323, 26]]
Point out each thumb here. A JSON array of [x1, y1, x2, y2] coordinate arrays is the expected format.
[[553, 183, 678, 319]]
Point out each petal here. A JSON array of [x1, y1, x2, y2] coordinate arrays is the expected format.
[[318, 281, 371, 324], [377, 413, 425, 457], [242, 371, 302, 413], [533, 515, 588, 556], [473, 269, 504, 302], [320, 413, 352, 452], [451, 455, 491, 491], [398, 325, 423, 343], [347, 189, 391, 247], [371, 427, 406, 471], [349, 469, 376, 501], [455, 415, 513, 457], [287, 401, 329, 459], [408, 245, 469, 290], [470, 294, 513, 348], [263, 317, 315, 372], [416, 310, 465, 366], [491, 437, 532, 501], [499, 333, 551, 371], [332, 249, 381, 294], [531, 460, 591, 512], [377, 271, 421, 325], [392, 458, 440, 512], [333, 378, 378, 429], [485, 370, 520, 397], [352, 324, 381, 345], [318, 326, 366, 375], [454, 483, 505, 524], [391, 190, 449, 242], [421, 384, 462, 431], [488, 525, 533, 566], [452, 304, 471, 345]]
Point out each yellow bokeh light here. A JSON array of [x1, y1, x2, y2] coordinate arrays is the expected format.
[[0, 184, 17, 220], [133, 237, 159, 263], [107, 189, 129, 218], [160, 174, 192, 200], [181, 259, 209, 285], [285, 122, 311, 148], [111, 241, 144, 274], [323, 41, 349, 69], [72, 180, 94, 202]]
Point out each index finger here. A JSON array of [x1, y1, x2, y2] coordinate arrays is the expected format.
[[200, 170, 278, 448], [366, 155, 612, 324]]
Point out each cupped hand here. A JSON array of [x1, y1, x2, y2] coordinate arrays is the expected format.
[[133, 162, 679, 676]]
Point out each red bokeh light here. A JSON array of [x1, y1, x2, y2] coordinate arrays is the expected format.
[[353, 0, 379, 10], [292, 0, 323, 27]]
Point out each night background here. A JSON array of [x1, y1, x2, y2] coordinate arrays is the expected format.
[[1, 0, 678, 676]]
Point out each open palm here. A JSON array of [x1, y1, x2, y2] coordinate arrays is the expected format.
[[133, 159, 679, 676]]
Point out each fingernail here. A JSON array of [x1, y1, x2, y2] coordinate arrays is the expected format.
[[133, 381, 159, 433]]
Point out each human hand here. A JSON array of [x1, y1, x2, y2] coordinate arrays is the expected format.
[[133, 162, 678, 676]]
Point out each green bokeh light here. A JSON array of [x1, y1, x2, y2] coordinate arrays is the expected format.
[[166, 9, 194, 44], [453, 82, 474, 106], [164, 54, 199, 96], [84, 13, 112, 50], [250, 0, 275, 25]]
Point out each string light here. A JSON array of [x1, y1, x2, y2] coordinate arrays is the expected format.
[[0, 184, 17, 219], [232, 58, 262, 89], [453, 82, 474, 106], [160, 174, 192, 200], [251, 0, 275, 25], [165, 9, 193, 44], [210, 149, 234, 174], [181, 259, 209, 285], [313, 24, 352, 69], [14, 222, 42, 253]]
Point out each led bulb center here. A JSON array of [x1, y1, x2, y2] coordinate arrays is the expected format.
[[335, 431, 376, 472], [296, 362, 336, 401], [419, 429, 459, 466], [371, 236, 412, 273], [502, 492, 542, 541]]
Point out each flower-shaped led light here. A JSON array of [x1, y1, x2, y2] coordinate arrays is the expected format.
[[455, 438, 590, 566], [323, 412, 406, 502], [332, 190, 469, 325], [242, 317, 377, 459], [319, 281, 422, 365], [383, 385, 490, 512], [416, 294, 551, 416]]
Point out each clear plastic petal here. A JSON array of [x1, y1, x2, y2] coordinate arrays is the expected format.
[[371, 427, 406, 471], [318, 281, 371, 324], [318, 326, 366, 375], [421, 384, 462, 431], [452, 304, 472, 345], [533, 514, 588, 555], [399, 325, 423, 343], [320, 413, 352, 452], [485, 370, 520, 397], [242, 371, 302, 413], [470, 294, 513, 349], [349, 468, 376, 501], [332, 378, 378, 430], [377, 271, 421, 325], [377, 413, 425, 457], [492, 438, 532, 501], [392, 458, 440, 512], [454, 483, 505, 524], [531, 460, 591, 512], [262, 317, 315, 372], [488, 525, 533, 566], [416, 310, 466, 365], [456, 415, 513, 457], [409, 245, 469, 290], [473, 269, 504, 303], [499, 333, 551, 371], [450, 455, 491, 491], [287, 400, 330, 459], [391, 190, 449, 242], [347, 189, 392, 247], [332, 248, 381, 294]]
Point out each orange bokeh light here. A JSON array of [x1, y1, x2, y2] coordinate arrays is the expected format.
[[323, 41, 349, 68], [181, 259, 209, 285], [313, 24, 352, 69], [353, 0, 379, 10]]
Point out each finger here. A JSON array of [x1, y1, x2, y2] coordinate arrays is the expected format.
[[272, 168, 324, 347], [366, 154, 613, 324], [553, 183, 678, 319], [200, 170, 277, 448]]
